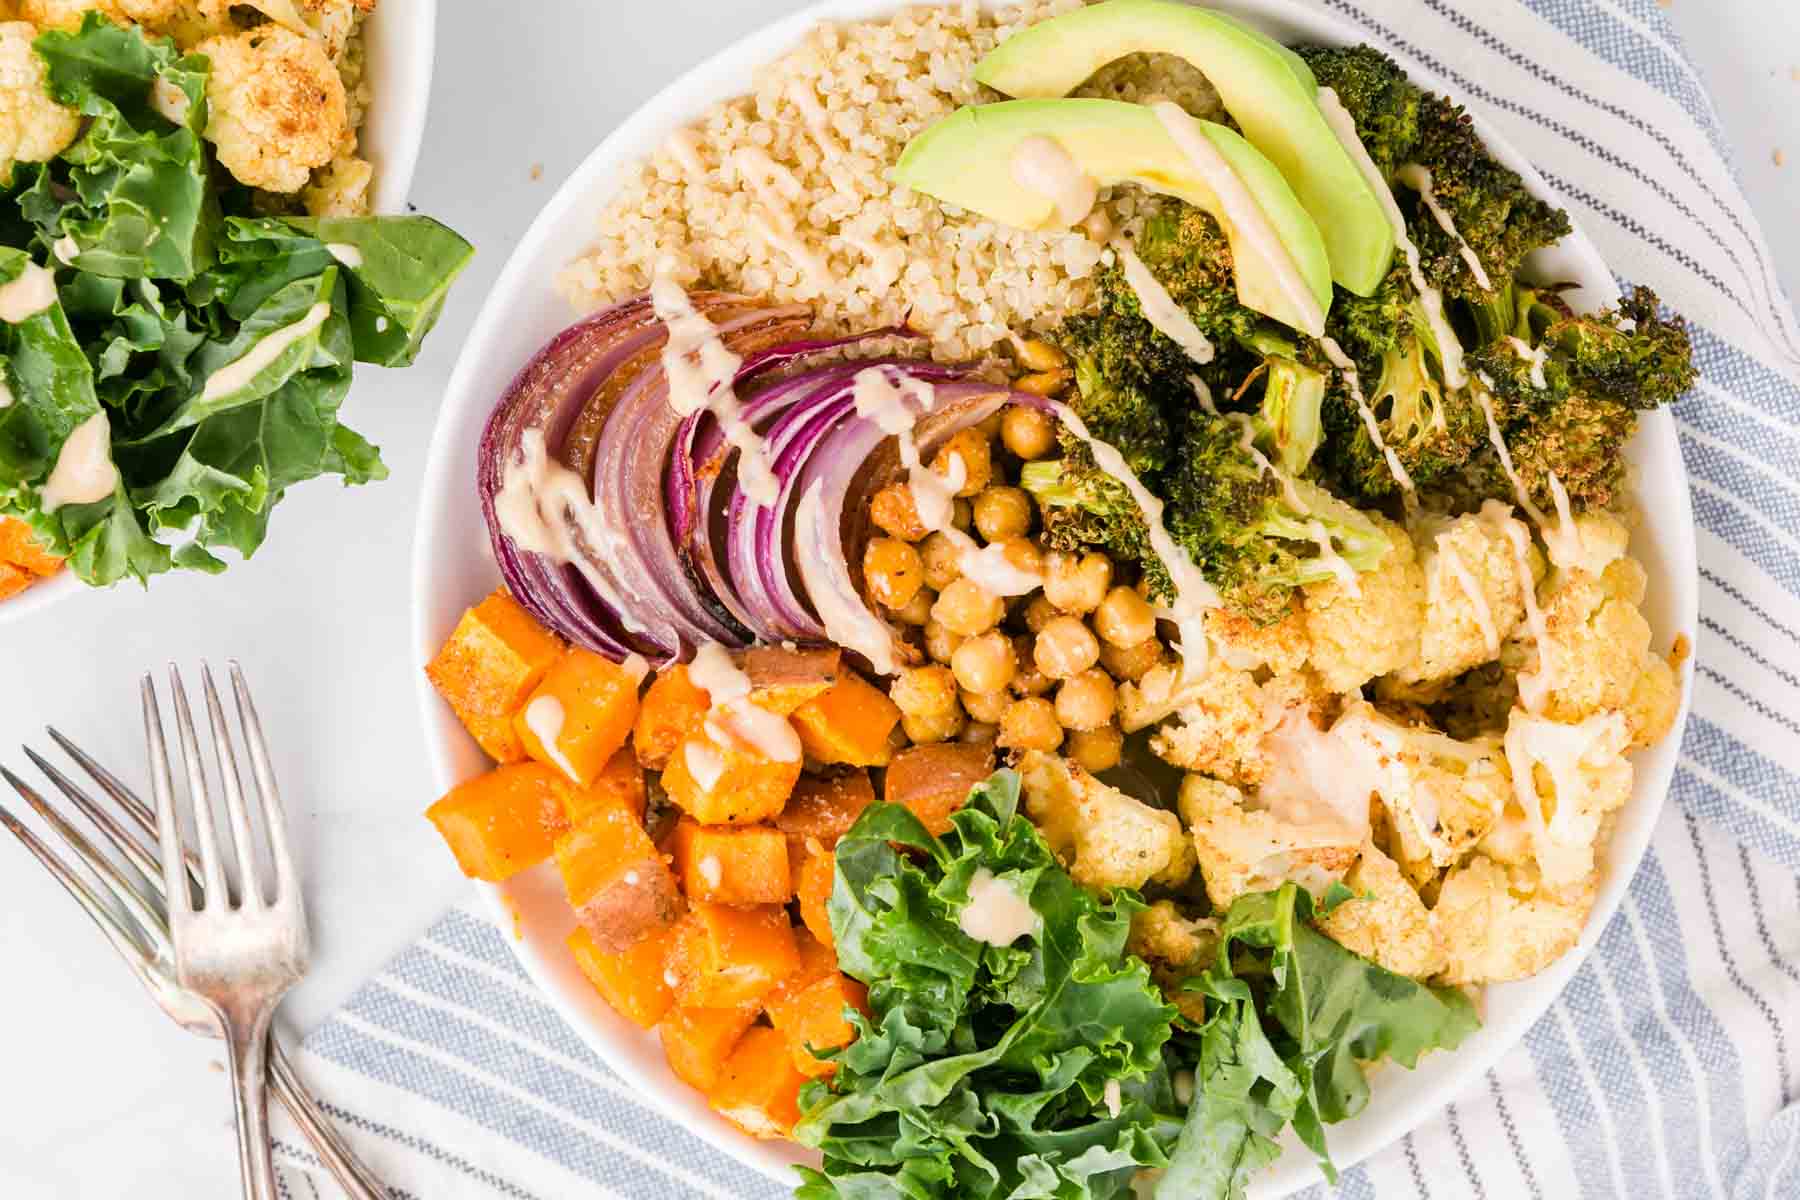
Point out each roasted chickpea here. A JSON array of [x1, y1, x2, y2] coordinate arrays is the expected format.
[[1067, 723, 1124, 773], [1014, 368, 1071, 397], [961, 720, 999, 744], [1010, 635, 1054, 696], [974, 411, 1005, 440], [919, 531, 963, 592], [924, 619, 964, 665], [1034, 615, 1100, 679], [994, 536, 1044, 581], [951, 630, 1016, 694], [1021, 593, 1057, 634], [972, 486, 1032, 543], [903, 706, 966, 745], [1055, 668, 1117, 732], [1043, 551, 1112, 615], [1099, 636, 1164, 682], [932, 428, 992, 497], [960, 687, 1010, 724], [1014, 338, 1068, 373], [933, 577, 1005, 637], [950, 497, 974, 530], [998, 696, 1063, 751], [870, 483, 927, 541], [890, 665, 958, 718], [863, 537, 924, 609], [1001, 406, 1057, 460], [890, 586, 935, 626], [1094, 584, 1158, 647]]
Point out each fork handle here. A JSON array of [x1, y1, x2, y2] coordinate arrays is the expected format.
[[223, 1009, 279, 1200], [270, 1035, 387, 1199]]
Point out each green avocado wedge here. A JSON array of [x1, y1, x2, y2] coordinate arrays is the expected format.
[[893, 98, 1332, 334], [974, 0, 1394, 296]]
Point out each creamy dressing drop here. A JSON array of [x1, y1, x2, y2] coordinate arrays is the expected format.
[[1504, 336, 1549, 390], [523, 696, 581, 783], [1437, 535, 1499, 655], [950, 533, 1043, 596], [1319, 336, 1414, 492], [39, 410, 118, 512], [1498, 513, 1554, 713], [51, 236, 79, 266], [201, 301, 330, 401], [620, 652, 651, 684], [325, 243, 364, 270], [1151, 101, 1327, 338], [687, 640, 804, 763], [1008, 135, 1099, 229], [1115, 240, 1214, 364], [0, 262, 58, 323], [684, 738, 727, 792], [1307, 520, 1361, 595], [958, 868, 1039, 946], [1395, 164, 1494, 292], [796, 480, 901, 675]]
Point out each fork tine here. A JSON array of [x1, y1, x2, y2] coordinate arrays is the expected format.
[[168, 665, 229, 909], [1, 764, 171, 959], [47, 726, 155, 838], [0, 788, 155, 967], [229, 661, 298, 903], [23, 746, 160, 891], [202, 665, 264, 908], [143, 675, 192, 917]]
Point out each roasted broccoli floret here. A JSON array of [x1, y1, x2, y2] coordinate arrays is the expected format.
[[1248, 339, 1327, 477], [1129, 204, 1270, 351], [1019, 454, 1172, 598], [1543, 285, 1697, 408], [1296, 44, 1422, 179], [1052, 307, 1183, 477]]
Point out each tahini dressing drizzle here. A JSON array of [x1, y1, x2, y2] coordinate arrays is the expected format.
[[1008, 135, 1099, 230], [39, 410, 119, 512], [958, 868, 1039, 946], [0, 262, 58, 323], [1395, 164, 1494, 292], [200, 302, 331, 402], [1318, 335, 1415, 493], [1115, 240, 1215, 364], [686, 641, 802, 769]]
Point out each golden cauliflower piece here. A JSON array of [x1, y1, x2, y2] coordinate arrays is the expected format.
[[1020, 751, 1194, 891], [1128, 900, 1216, 1024], [1490, 709, 1632, 891], [1204, 602, 1309, 675], [0, 21, 79, 177], [1317, 841, 1447, 979], [1137, 658, 1270, 787], [1178, 774, 1360, 910], [300, 150, 372, 215], [197, 24, 346, 193], [19, 0, 222, 36], [1392, 505, 1530, 687], [1434, 855, 1595, 985], [1302, 512, 1425, 693]]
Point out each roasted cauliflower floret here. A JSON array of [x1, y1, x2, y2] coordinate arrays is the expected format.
[[1178, 774, 1360, 910], [1334, 701, 1508, 871], [1128, 900, 1215, 1024], [1133, 658, 1269, 786], [1488, 709, 1632, 891], [1020, 751, 1194, 891], [0, 21, 80, 177], [1204, 602, 1310, 675], [1434, 855, 1595, 986], [197, 24, 346, 193], [1317, 841, 1447, 979], [1392, 504, 1530, 686], [300, 151, 371, 215], [18, 0, 223, 36], [1302, 512, 1425, 693]]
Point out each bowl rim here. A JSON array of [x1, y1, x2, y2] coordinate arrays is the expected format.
[[408, 1, 1699, 1193], [0, 0, 439, 628]]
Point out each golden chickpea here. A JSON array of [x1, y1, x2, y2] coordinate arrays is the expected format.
[[1094, 584, 1158, 647], [1010, 635, 1054, 696], [919, 531, 963, 592], [1067, 723, 1124, 773], [1055, 668, 1117, 732], [1043, 551, 1112, 615], [961, 720, 999, 744], [902, 706, 966, 746], [863, 537, 924, 610], [1022, 593, 1057, 634], [1098, 636, 1163, 682], [995, 536, 1044, 581], [924, 619, 964, 665], [870, 483, 927, 541], [890, 586, 935, 626], [1014, 368, 1071, 397], [950, 497, 974, 531], [974, 411, 1005, 440], [972, 486, 1032, 543], [1014, 338, 1068, 373], [1034, 615, 1100, 679], [932, 429, 992, 498], [998, 696, 1063, 752], [951, 630, 1016, 694], [890, 665, 958, 718], [932, 577, 1005, 637], [1001, 406, 1057, 460], [961, 687, 1010, 724]]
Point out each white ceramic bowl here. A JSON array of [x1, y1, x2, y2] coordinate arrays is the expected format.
[[0, 0, 438, 628], [410, 2, 1698, 1193]]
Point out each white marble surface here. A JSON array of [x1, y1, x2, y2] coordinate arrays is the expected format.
[[0, 1, 1794, 1196]]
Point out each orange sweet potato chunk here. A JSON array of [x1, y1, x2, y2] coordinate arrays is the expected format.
[[555, 803, 682, 952], [741, 646, 842, 716], [565, 748, 646, 825], [0, 564, 30, 601], [776, 772, 874, 848], [0, 518, 62, 576], [426, 762, 572, 882], [514, 649, 641, 788], [796, 845, 836, 950], [661, 1004, 759, 1092], [664, 900, 800, 1010], [660, 729, 801, 825], [768, 972, 870, 1078], [789, 673, 901, 767], [669, 819, 792, 906], [566, 925, 675, 1029], [634, 665, 710, 770], [885, 740, 996, 835], [708, 1025, 807, 1139], [427, 591, 565, 763]]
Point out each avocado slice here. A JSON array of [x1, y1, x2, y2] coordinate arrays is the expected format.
[[974, 0, 1393, 296], [891, 98, 1331, 334]]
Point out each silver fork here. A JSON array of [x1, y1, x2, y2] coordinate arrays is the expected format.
[[142, 662, 314, 1200], [0, 727, 387, 1198]]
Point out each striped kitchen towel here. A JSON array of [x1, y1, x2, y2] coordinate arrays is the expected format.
[[276, 0, 1800, 1196]]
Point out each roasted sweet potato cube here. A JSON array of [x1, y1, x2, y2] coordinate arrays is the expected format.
[[885, 740, 995, 835], [796, 845, 836, 950], [776, 771, 874, 848], [764, 929, 837, 1012], [740, 646, 842, 715], [0, 518, 62, 576], [708, 1025, 807, 1139], [665, 901, 800, 1009], [515, 649, 642, 787], [427, 591, 565, 762], [669, 819, 792, 906], [767, 972, 870, 1078], [0, 564, 31, 601], [566, 748, 646, 825], [567, 925, 675, 1029], [555, 804, 682, 952], [634, 665, 711, 770], [426, 762, 572, 882], [660, 730, 801, 825], [789, 673, 902, 767], [661, 1004, 759, 1092]]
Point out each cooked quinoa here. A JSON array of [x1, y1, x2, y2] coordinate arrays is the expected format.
[[556, 0, 1223, 361]]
